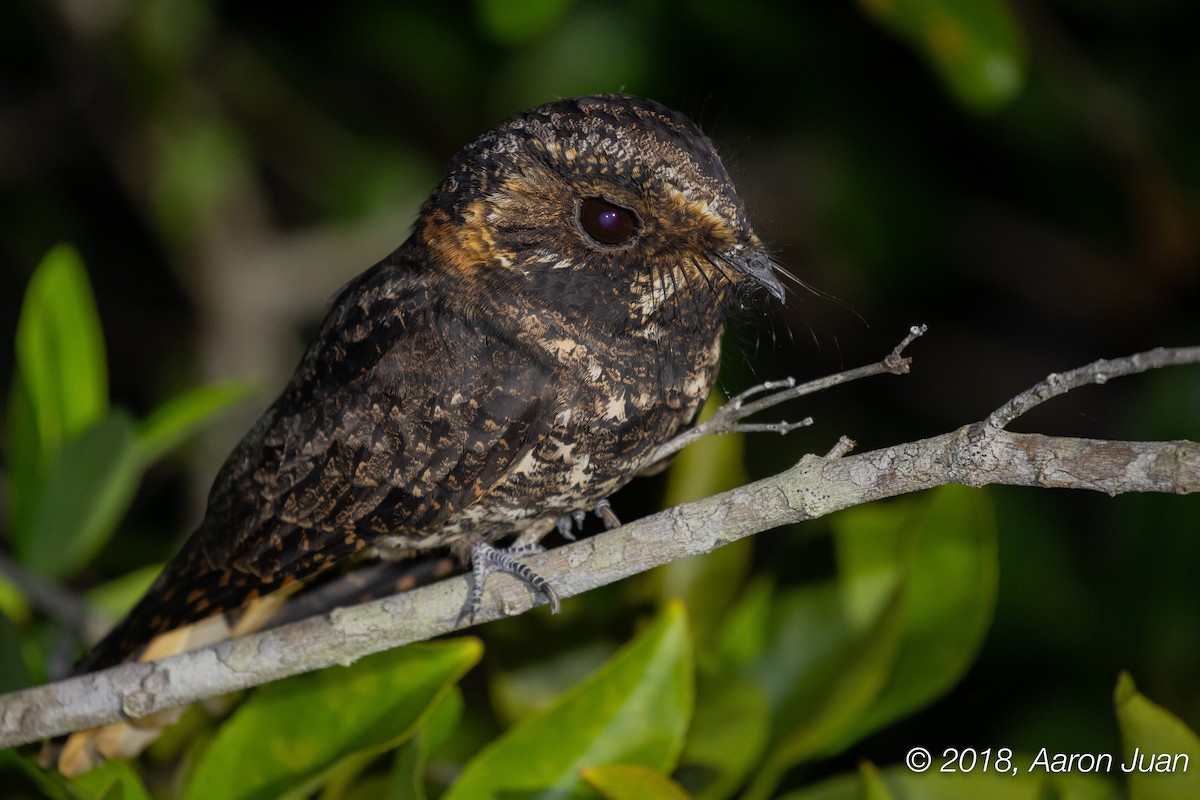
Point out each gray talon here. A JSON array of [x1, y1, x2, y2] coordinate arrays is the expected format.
[[594, 499, 621, 529], [556, 516, 577, 541]]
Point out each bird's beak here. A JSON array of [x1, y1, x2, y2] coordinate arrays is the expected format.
[[736, 250, 786, 303]]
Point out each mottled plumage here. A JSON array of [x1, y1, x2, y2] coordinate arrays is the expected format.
[[74, 93, 783, 674]]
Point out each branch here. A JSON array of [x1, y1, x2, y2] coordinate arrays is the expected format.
[[2, 343, 1198, 749]]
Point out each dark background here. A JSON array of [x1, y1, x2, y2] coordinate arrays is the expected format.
[[2, 0, 1198, 791]]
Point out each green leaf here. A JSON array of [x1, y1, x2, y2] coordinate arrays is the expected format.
[[85, 563, 163, 620], [0, 748, 73, 800], [70, 759, 153, 800], [744, 488, 998, 799], [740, 582, 865, 712], [387, 686, 464, 800], [6, 245, 108, 543], [0, 570, 30, 625], [491, 4, 651, 115], [5, 374, 42, 542], [857, 0, 1026, 112], [446, 602, 694, 800], [1115, 673, 1200, 800], [750, 586, 906, 799], [0, 756, 154, 800], [153, 118, 251, 244], [582, 764, 693, 800], [0, 609, 32, 693], [19, 410, 142, 577], [662, 392, 748, 508], [858, 761, 898, 800], [134, 379, 255, 465], [679, 668, 770, 800], [780, 762, 1121, 800], [182, 638, 482, 800], [490, 641, 615, 726], [829, 486, 998, 748], [473, 0, 575, 45], [715, 576, 774, 668], [12, 244, 108, 457]]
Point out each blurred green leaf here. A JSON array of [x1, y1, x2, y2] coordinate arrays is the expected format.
[[182, 638, 482, 800], [134, 379, 254, 465], [857, 0, 1026, 111], [446, 602, 694, 800], [0, 748, 73, 800], [858, 761, 898, 800], [11, 244, 108, 457], [679, 668, 770, 800], [6, 374, 41, 541], [663, 393, 748, 508], [473, 0, 575, 45], [744, 487, 998, 799], [86, 563, 163, 620], [490, 641, 615, 726], [582, 763, 693, 800], [493, 4, 650, 115], [1115, 673, 1200, 800], [388, 686, 464, 800], [716, 576, 774, 668], [739, 581, 870, 713], [153, 117, 251, 244], [0, 570, 29, 626], [651, 524, 752, 650], [129, 0, 213, 74], [70, 759, 153, 800], [0, 610, 32, 693], [6, 245, 108, 541], [780, 761, 1121, 800], [19, 410, 142, 577], [749, 586, 906, 799], [829, 486, 998, 748]]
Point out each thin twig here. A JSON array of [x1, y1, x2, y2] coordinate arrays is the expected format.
[[986, 346, 1200, 430], [647, 324, 926, 465], [824, 436, 856, 459], [0, 554, 102, 640]]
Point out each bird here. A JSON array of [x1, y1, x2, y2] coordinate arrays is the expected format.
[[71, 93, 786, 677]]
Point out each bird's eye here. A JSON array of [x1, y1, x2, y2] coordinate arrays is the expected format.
[[577, 197, 640, 248]]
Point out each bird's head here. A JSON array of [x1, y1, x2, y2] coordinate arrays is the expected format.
[[415, 94, 785, 326]]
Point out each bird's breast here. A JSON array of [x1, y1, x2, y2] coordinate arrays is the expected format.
[[442, 318, 723, 539]]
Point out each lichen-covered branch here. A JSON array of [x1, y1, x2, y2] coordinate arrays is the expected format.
[[2, 343, 1198, 749]]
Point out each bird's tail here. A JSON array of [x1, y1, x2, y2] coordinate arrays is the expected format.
[[47, 545, 297, 775], [72, 545, 290, 675]]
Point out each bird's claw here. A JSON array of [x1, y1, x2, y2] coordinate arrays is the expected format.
[[457, 541, 560, 625], [594, 499, 621, 529]]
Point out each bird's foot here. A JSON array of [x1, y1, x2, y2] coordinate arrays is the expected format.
[[555, 499, 621, 540], [457, 541, 560, 625]]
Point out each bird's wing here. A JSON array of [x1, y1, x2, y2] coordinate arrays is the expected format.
[[196, 262, 558, 580]]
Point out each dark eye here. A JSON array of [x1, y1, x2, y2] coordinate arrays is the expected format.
[[577, 197, 640, 248]]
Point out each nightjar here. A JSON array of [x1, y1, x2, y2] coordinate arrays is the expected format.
[[73, 93, 785, 675]]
